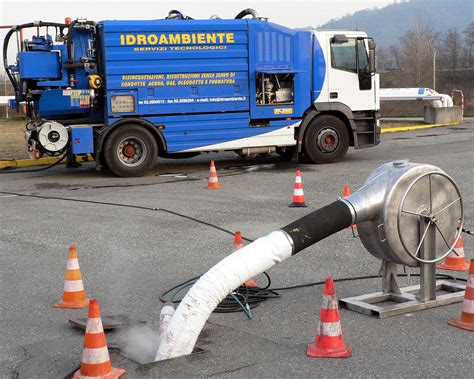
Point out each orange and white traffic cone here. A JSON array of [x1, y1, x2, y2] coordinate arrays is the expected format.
[[448, 259, 474, 331], [54, 246, 89, 309], [289, 170, 307, 207], [73, 299, 126, 378], [233, 231, 258, 287], [233, 231, 244, 252], [343, 185, 357, 234], [206, 160, 223, 189], [437, 235, 470, 271], [307, 276, 352, 358], [342, 185, 351, 198]]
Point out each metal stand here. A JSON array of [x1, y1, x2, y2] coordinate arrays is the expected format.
[[340, 216, 465, 318]]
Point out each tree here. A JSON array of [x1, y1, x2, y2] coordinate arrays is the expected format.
[[400, 22, 438, 87], [443, 28, 462, 82], [389, 44, 401, 69], [463, 22, 474, 67], [376, 47, 389, 72]]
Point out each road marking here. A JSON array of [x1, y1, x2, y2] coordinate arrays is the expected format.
[[381, 122, 461, 133]]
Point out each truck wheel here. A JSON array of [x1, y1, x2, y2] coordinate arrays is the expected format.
[[103, 125, 158, 177], [303, 115, 349, 163]]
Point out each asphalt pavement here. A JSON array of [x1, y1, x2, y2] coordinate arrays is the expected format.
[[1, 122, 473, 378]]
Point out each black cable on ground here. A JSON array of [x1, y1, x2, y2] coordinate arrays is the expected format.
[[161, 208, 255, 242], [0, 189, 271, 315], [0, 148, 70, 174], [158, 271, 468, 318], [159, 271, 279, 317], [271, 272, 467, 291], [462, 227, 474, 236], [0, 190, 260, 246]]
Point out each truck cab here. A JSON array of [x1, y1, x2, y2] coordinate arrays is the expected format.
[[312, 30, 380, 149]]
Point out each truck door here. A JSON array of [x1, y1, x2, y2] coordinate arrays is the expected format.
[[248, 21, 311, 120], [327, 35, 376, 111]]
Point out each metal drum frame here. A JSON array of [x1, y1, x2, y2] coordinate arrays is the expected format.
[[340, 171, 466, 318]]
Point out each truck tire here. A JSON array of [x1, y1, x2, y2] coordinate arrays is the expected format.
[[303, 115, 350, 164], [103, 124, 158, 177]]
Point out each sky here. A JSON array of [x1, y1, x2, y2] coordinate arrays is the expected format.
[[0, 1, 393, 27], [0, 0, 393, 66]]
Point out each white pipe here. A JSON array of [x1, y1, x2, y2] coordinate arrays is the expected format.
[[380, 87, 454, 107], [440, 94, 453, 107], [156, 303, 175, 348], [155, 230, 294, 361], [430, 94, 453, 108]]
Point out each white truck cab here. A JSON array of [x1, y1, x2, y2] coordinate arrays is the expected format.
[[311, 30, 380, 149]]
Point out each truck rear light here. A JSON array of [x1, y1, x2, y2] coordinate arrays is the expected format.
[[111, 95, 135, 113]]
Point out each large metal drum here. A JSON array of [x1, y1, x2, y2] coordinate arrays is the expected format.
[[347, 160, 463, 267]]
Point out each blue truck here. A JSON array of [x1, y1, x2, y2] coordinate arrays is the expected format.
[[3, 9, 379, 176]]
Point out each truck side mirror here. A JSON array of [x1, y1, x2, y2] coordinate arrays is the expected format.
[[369, 49, 376, 74]]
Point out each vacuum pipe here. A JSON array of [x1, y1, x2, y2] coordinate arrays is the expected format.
[[155, 201, 353, 361]]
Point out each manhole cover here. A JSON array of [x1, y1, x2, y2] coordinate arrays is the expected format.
[[68, 315, 146, 330]]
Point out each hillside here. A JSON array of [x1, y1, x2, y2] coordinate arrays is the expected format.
[[318, 0, 473, 48]]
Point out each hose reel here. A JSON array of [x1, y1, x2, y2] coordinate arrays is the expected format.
[[25, 120, 69, 158]]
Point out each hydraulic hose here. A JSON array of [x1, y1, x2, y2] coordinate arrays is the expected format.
[[166, 10, 194, 20], [65, 20, 96, 86], [3, 22, 67, 86], [281, 201, 353, 254], [235, 8, 259, 19], [3, 22, 66, 108]]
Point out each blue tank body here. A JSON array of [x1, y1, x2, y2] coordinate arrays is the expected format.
[[10, 17, 347, 161], [98, 19, 322, 152]]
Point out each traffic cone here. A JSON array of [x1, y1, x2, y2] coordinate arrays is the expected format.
[[289, 170, 307, 207], [233, 231, 258, 287], [342, 185, 351, 198], [233, 231, 244, 252], [54, 246, 89, 309], [343, 186, 357, 234], [448, 259, 474, 331], [207, 160, 223, 189], [73, 299, 126, 378], [307, 276, 352, 358], [437, 235, 470, 271]]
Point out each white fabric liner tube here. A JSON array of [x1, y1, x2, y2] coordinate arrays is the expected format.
[[156, 303, 175, 349], [155, 230, 293, 361]]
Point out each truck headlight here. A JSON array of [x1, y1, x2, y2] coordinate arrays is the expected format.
[[111, 95, 135, 113]]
